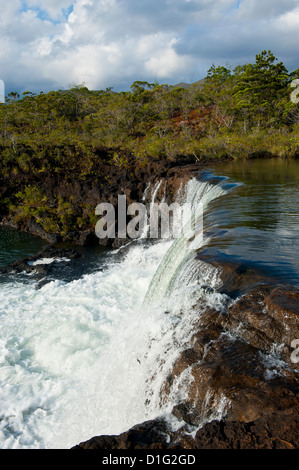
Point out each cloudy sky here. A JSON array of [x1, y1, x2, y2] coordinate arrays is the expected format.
[[0, 0, 298, 95]]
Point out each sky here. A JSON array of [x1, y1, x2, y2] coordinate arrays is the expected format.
[[0, 0, 298, 96]]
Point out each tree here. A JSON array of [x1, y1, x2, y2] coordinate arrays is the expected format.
[[233, 50, 289, 129], [203, 65, 235, 132]]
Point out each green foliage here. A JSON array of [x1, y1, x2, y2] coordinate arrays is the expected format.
[[10, 185, 50, 225], [232, 51, 289, 129], [0, 50, 298, 239]]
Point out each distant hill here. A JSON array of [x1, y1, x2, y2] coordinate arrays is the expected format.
[[171, 79, 205, 89]]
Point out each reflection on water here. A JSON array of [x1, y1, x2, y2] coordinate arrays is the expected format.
[[203, 159, 299, 287], [0, 226, 47, 268]]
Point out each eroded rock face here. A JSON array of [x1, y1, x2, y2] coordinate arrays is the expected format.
[[223, 286, 299, 363], [72, 418, 172, 450], [190, 408, 299, 449], [163, 281, 299, 427]]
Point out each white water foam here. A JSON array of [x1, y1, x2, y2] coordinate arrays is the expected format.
[[0, 176, 230, 449], [27, 258, 71, 266], [0, 240, 172, 448]]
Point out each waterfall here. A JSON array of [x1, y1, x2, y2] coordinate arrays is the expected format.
[[0, 170, 233, 449], [143, 176, 228, 306], [139, 179, 165, 239], [136, 173, 233, 423]]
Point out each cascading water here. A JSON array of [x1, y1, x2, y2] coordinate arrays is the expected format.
[[0, 172, 233, 449], [138, 175, 233, 425], [143, 177, 228, 306]]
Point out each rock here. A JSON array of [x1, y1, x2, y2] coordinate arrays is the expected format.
[[192, 408, 299, 449], [72, 408, 299, 450], [265, 287, 299, 328], [161, 277, 299, 426], [26, 219, 62, 244], [72, 418, 172, 450], [78, 230, 99, 246], [196, 249, 275, 297], [223, 285, 299, 364]]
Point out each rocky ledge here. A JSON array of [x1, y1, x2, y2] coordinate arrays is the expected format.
[[73, 255, 299, 450], [72, 408, 299, 450]]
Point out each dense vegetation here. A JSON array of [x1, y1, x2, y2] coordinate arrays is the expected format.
[[0, 50, 298, 240]]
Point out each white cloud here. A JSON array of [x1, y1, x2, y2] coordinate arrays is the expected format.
[[235, 0, 298, 21], [275, 5, 299, 31], [0, 0, 298, 94], [144, 37, 193, 78]]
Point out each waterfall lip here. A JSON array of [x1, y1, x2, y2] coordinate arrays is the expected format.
[[198, 169, 243, 189], [221, 182, 242, 191], [197, 170, 228, 183]]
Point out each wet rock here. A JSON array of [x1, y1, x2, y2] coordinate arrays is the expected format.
[[72, 418, 171, 450], [192, 408, 299, 449], [196, 249, 275, 297], [73, 408, 299, 450], [161, 279, 299, 426], [223, 285, 299, 364], [265, 287, 299, 328]]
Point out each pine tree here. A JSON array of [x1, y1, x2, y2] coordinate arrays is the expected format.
[[233, 50, 289, 129]]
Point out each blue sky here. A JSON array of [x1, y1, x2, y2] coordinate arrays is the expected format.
[[0, 0, 298, 95], [19, 1, 74, 24]]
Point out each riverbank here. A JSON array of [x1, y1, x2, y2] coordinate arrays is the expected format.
[[0, 158, 210, 246]]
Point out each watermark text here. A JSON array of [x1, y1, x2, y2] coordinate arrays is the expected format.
[[291, 79, 299, 104], [291, 339, 299, 364], [95, 196, 202, 241]]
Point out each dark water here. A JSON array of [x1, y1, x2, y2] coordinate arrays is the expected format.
[[203, 158, 299, 287], [0, 225, 111, 284], [0, 226, 47, 268]]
